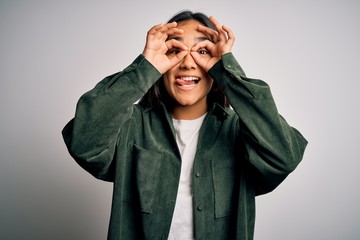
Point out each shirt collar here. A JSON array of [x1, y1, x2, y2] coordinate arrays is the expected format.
[[146, 101, 230, 119]]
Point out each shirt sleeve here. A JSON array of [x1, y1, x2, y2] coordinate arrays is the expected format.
[[62, 55, 162, 181], [208, 52, 308, 195]]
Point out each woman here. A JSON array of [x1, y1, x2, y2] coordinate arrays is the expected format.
[[62, 10, 307, 240]]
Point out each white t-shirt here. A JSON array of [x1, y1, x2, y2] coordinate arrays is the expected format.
[[168, 114, 206, 240]]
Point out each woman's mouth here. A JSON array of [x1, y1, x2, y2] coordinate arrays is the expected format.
[[175, 76, 201, 87]]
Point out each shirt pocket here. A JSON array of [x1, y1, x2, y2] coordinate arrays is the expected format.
[[210, 155, 236, 218], [132, 144, 163, 214]]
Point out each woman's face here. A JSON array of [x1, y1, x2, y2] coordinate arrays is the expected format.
[[163, 20, 214, 114]]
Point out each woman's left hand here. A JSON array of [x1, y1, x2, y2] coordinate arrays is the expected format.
[[191, 16, 235, 71]]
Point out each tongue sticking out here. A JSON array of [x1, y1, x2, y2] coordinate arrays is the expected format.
[[178, 80, 196, 85], [176, 77, 200, 86]]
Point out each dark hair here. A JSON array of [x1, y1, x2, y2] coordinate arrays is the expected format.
[[167, 10, 216, 30], [138, 10, 229, 109]]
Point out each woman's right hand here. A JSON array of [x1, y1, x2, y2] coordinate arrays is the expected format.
[[142, 22, 188, 74]]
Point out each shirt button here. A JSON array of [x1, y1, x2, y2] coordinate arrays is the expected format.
[[197, 205, 203, 211], [227, 64, 232, 68], [195, 172, 201, 178]]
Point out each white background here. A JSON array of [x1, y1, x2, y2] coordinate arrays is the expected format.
[[1, 0, 359, 239]]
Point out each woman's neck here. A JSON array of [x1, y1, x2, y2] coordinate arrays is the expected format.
[[171, 102, 208, 120]]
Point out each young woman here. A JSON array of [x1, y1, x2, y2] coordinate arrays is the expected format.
[[62, 10, 307, 240]]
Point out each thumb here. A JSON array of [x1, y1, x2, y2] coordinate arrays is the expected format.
[[168, 51, 188, 68], [190, 52, 208, 70]]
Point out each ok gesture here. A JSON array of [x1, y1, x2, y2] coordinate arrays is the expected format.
[[142, 22, 188, 74], [191, 16, 235, 71]]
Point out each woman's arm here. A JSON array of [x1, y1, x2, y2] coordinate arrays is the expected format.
[[62, 22, 189, 181], [209, 53, 308, 195], [192, 16, 307, 194], [62, 55, 161, 181]]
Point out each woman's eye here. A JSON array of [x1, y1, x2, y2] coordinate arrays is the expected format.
[[167, 49, 180, 55], [198, 49, 210, 55]]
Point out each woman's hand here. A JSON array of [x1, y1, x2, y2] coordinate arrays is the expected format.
[[191, 16, 235, 71], [142, 22, 188, 74]]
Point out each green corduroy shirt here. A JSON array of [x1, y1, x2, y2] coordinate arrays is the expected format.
[[62, 53, 307, 240]]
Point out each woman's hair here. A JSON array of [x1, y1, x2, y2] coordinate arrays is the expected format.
[[138, 10, 229, 109]]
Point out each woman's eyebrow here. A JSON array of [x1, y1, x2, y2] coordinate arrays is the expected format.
[[196, 36, 210, 42], [167, 36, 183, 41], [167, 36, 211, 42]]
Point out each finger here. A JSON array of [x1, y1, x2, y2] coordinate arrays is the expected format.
[[166, 28, 184, 36], [148, 22, 180, 36], [165, 39, 188, 51], [222, 25, 235, 45], [192, 51, 220, 72], [190, 52, 217, 71], [169, 51, 188, 67], [191, 40, 214, 52], [153, 22, 175, 30], [209, 16, 222, 32], [209, 16, 221, 32], [209, 16, 227, 42], [165, 21, 177, 28], [152, 27, 183, 43], [155, 22, 178, 33], [189, 52, 206, 69], [148, 23, 165, 35], [197, 25, 219, 42]]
